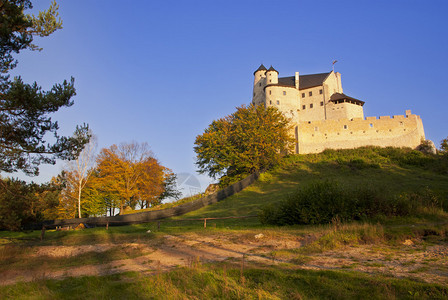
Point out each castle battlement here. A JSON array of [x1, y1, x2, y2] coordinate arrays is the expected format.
[[251, 64, 426, 154]]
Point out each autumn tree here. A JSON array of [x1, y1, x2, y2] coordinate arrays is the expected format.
[[81, 173, 111, 217], [61, 136, 97, 218], [95, 142, 175, 214], [0, 1, 90, 176], [194, 104, 294, 185]]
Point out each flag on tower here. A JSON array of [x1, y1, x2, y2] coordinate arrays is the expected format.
[[332, 60, 338, 65]]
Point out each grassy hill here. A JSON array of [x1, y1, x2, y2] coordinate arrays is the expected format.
[[177, 147, 448, 219], [1, 147, 448, 299]]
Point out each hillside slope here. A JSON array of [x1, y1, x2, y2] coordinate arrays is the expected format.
[[179, 147, 448, 219]]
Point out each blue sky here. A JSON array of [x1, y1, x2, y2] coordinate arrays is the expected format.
[[9, 0, 448, 189]]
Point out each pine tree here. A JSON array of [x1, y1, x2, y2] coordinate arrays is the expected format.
[[0, 1, 90, 176]]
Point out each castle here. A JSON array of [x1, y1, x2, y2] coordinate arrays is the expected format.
[[252, 64, 426, 154]]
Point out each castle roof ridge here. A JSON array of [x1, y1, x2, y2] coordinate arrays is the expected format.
[[275, 72, 332, 90]]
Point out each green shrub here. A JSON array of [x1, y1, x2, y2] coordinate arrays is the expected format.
[[260, 181, 445, 226]]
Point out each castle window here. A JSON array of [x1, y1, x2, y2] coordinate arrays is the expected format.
[[276, 100, 280, 105], [269, 79, 272, 83], [309, 91, 312, 96], [320, 101, 323, 106], [283, 91, 286, 95], [319, 89, 323, 94], [269, 90, 271, 95], [314, 127, 319, 131], [310, 104, 313, 108], [399, 121, 403, 125], [302, 105, 306, 110], [343, 125, 348, 129], [302, 93, 305, 98], [269, 100, 272, 105], [369, 123, 373, 128], [259, 83, 261, 86]]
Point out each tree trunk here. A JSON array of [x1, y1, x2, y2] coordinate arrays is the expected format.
[[78, 184, 82, 218]]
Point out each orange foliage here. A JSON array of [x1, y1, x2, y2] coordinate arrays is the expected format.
[[96, 142, 171, 214]]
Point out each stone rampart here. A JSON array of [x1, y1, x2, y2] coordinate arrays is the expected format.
[[296, 112, 425, 154]]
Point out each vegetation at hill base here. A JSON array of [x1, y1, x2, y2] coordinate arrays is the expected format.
[[0, 178, 60, 231], [194, 104, 294, 186], [57, 141, 180, 219], [0, 141, 180, 230], [259, 180, 445, 226]]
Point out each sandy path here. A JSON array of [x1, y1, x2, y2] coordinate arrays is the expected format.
[[0, 233, 447, 286]]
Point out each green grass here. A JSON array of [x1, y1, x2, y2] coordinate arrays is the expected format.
[[0, 243, 153, 273], [0, 264, 447, 300], [173, 147, 448, 221]]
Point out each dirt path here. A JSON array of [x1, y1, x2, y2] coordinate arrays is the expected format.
[[1, 233, 447, 286]]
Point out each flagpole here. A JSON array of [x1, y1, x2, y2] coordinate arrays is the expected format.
[[332, 60, 338, 73]]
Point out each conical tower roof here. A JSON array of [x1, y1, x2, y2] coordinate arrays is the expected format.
[[267, 65, 278, 73], [253, 64, 267, 75]]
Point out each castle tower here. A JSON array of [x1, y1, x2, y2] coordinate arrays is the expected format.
[[253, 64, 267, 105], [253, 64, 267, 85], [265, 65, 278, 84]]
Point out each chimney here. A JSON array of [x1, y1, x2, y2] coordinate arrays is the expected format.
[[295, 72, 300, 89]]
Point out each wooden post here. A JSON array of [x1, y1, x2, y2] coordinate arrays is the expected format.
[[106, 222, 109, 230], [40, 225, 46, 241], [204, 218, 207, 228], [240, 253, 245, 285]]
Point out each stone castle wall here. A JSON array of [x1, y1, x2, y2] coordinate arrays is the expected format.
[[326, 101, 364, 121], [297, 85, 326, 121], [252, 66, 426, 154], [296, 111, 425, 154]]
